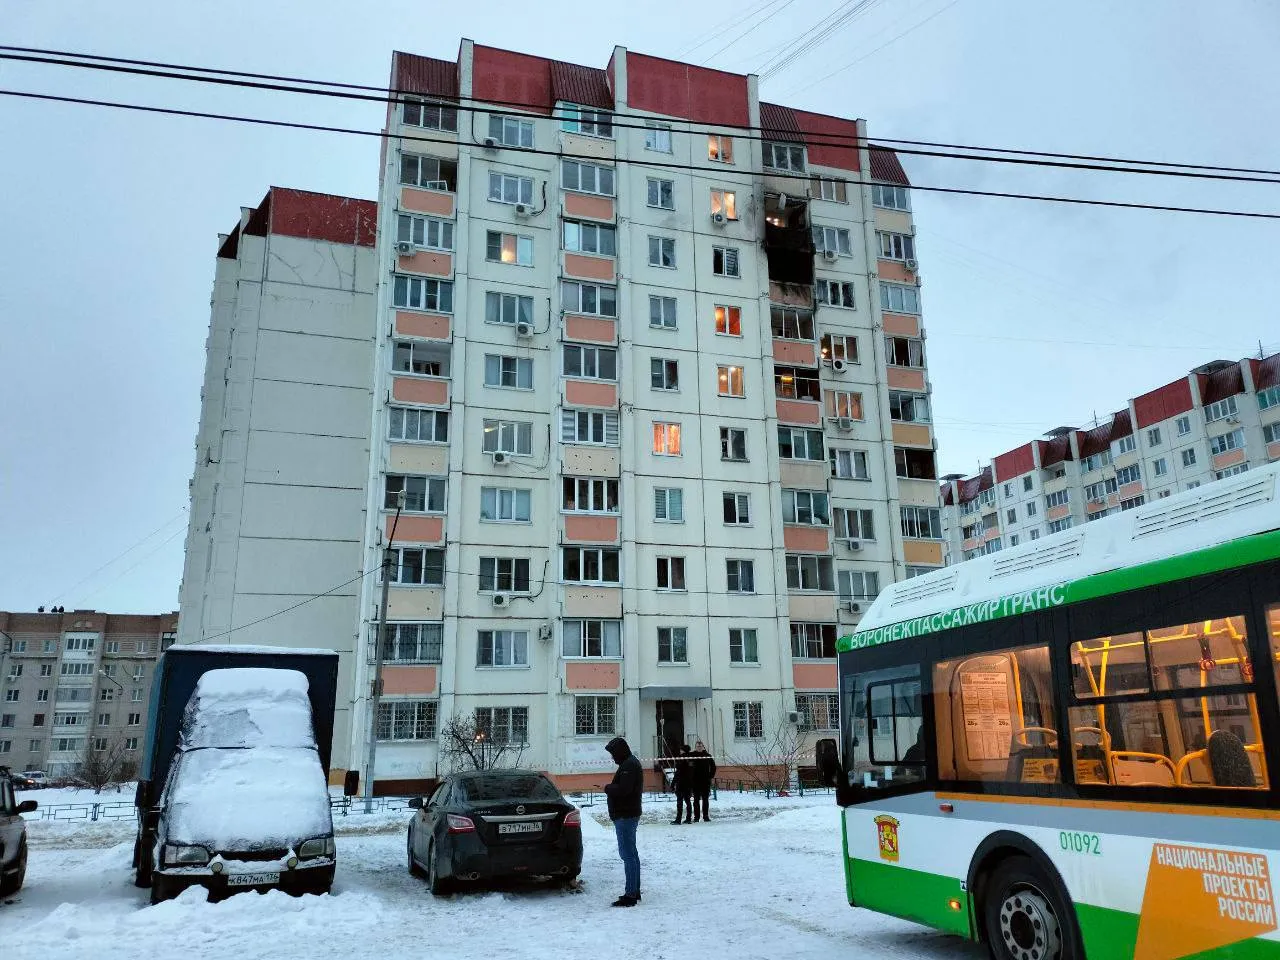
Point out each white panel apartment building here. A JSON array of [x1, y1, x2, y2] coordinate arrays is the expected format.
[[941, 354, 1280, 563], [353, 42, 942, 791]]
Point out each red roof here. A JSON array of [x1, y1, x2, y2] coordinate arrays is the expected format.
[[759, 102, 805, 142], [1253, 352, 1280, 391], [219, 188, 376, 257], [1198, 363, 1245, 405], [869, 147, 910, 185], [549, 59, 613, 110], [394, 52, 458, 98], [955, 467, 993, 505], [1038, 434, 1073, 467]]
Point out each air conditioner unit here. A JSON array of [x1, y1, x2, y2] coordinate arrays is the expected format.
[[514, 203, 531, 217], [905, 258, 919, 271], [835, 416, 854, 431], [843, 600, 861, 613], [483, 136, 499, 149], [491, 451, 509, 466], [845, 539, 861, 551], [785, 711, 801, 725], [831, 358, 848, 373], [515, 320, 533, 337], [491, 593, 509, 608], [711, 212, 727, 226], [822, 249, 839, 263], [394, 240, 414, 255]]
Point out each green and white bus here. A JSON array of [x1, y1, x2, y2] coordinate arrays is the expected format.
[[817, 463, 1280, 960]]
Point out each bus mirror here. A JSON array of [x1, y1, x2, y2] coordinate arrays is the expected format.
[[815, 738, 840, 786]]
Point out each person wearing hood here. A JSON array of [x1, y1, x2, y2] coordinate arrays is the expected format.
[[603, 736, 643, 907], [688, 740, 717, 822], [671, 744, 693, 824]]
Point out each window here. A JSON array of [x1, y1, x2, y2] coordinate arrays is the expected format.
[[723, 493, 751, 525], [52, 737, 83, 752], [60, 663, 94, 676], [812, 225, 853, 256], [729, 628, 759, 664], [393, 340, 445, 377], [3, 691, 16, 703], [715, 304, 742, 336], [1081, 451, 1112, 472], [1048, 517, 1074, 534], [100, 687, 115, 702], [778, 427, 825, 461], [484, 354, 534, 389], [1182, 448, 1198, 468], [384, 474, 446, 513], [485, 291, 534, 327], [132, 665, 145, 681], [400, 154, 458, 191], [37, 687, 49, 698], [575, 696, 616, 736], [487, 172, 534, 206], [1, 715, 13, 729], [880, 283, 921, 314], [900, 506, 943, 539], [888, 391, 930, 423], [726, 559, 755, 593], [650, 295, 678, 329], [1209, 429, 1245, 455], [561, 159, 615, 196], [763, 140, 805, 170], [379, 623, 444, 664], [562, 548, 621, 585], [838, 569, 880, 601], [485, 230, 533, 266], [483, 419, 534, 455], [10, 641, 25, 653], [40, 664, 52, 677], [877, 232, 916, 261], [392, 275, 453, 312], [373, 699, 439, 742], [402, 97, 458, 131], [560, 409, 619, 448], [733, 701, 764, 739], [1147, 427, 1163, 447], [1258, 385, 1280, 409], [66, 636, 96, 652], [1205, 396, 1239, 422], [1023, 476, 1034, 492], [563, 477, 619, 514], [1216, 464, 1250, 480], [1264, 422, 1280, 445], [1045, 489, 1070, 509], [646, 177, 674, 209], [1119, 496, 1146, 511], [1176, 415, 1192, 436], [831, 390, 864, 420], [478, 557, 531, 593], [791, 622, 837, 659], [720, 427, 748, 461], [712, 246, 740, 277], [563, 220, 617, 256], [561, 280, 618, 317], [710, 189, 737, 220], [477, 630, 529, 667], [654, 487, 684, 522], [831, 449, 870, 480], [786, 554, 834, 591], [488, 114, 534, 147], [644, 121, 672, 153], [1006, 508, 1017, 525], [812, 177, 848, 202], [1084, 478, 1118, 501], [131, 689, 143, 702], [562, 620, 622, 658], [717, 364, 745, 398], [771, 306, 815, 341], [782, 489, 830, 525], [128, 712, 141, 725], [707, 135, 733, 162], [29, 739, 39, 750], [7, 665, 20, 680], [560, 103, 613, 138], [871, 183, 910, 210], [820, 333, 858, 364], [475, 706, 529, 745], [884, 336, 925, 367], [1114, 434, 1137, 456], [1010, 535, 1020, 546], [1115, 463, 1142, 485], [657, 627, 687, 664], [652, 422, 682, 456], [1030, 529, 1041, 540], [816, 280, 856, 308], [389, 548, 445, 586], [562, 344, 617, 382], [649, 554, 687, 592], [834, 507, 875, 541], [396, 213, 454, 252], [647, 235, 677, 269]]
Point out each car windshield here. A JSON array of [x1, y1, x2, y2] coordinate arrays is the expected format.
[[180, 667, 316, 751], [460, 775, 560, 801]]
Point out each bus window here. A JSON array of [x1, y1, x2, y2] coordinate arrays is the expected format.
[[1068, 614, 1267, 790], [932, 643, 1059, 784], [1269, 605, 1280, 699], [844, 665, 925, 793]]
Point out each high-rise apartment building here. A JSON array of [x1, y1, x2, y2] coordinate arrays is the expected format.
[[0, 610, 177, 777], [941, 353, 1280, 562], [352, 41, 941, 791]]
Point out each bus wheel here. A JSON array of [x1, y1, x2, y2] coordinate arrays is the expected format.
[[983, 856, 1075, 960]]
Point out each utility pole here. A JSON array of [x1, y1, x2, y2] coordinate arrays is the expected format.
[[363, 491, 404, 813]]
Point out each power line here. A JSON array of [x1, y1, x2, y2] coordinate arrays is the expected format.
[[78, 527, 187, 605], [678, 0, 781, 58], [700, 0, 799, 65], [48, 508, 188, 605], [199, 568, 375, 643], [4, 88, 1280, 221], [758, 0, 883, 80]]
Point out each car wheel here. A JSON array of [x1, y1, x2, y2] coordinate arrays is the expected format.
[[407, 833, 423, 878], [983, 856, 1079, 960], [0, 841, 25, 897], [426, 843, 451, 897]]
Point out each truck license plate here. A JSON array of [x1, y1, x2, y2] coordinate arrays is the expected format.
[[226, 872, 280, 887], [498, 822, 540, 835]]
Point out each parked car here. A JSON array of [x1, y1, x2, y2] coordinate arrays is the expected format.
[[5, 771, 36, 790], [148, 668, 336, 904], [1, 770, 38, 896], [19, 771, 48, 790], [407, 769, 582, 895]]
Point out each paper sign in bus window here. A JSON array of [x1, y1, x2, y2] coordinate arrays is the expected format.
[[960, 670, 1013, 761]]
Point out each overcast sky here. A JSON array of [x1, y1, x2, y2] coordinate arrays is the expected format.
[[2, 0, 1278, 613]]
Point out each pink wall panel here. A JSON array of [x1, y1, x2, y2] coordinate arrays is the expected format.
[[564, 315, 617, 343], [772, 340, 816, 366], [395, 311, 450, 340], [887, 367, 926, 391], [564, 379, 617, 408], [564, 194, 615, 221], [783, 525, 830, 552], [564, 514, 619, 543], [566, 661, 621, 690], [397, 251, 452, 277], [387, 515, 443, 543], [776, 399, 822, 425], [400, 188, 455, 218], [793, 662, 838, 690], [881, 313, 920, 337], [564, 253, 616, 281], [382, 665, 437, 696], [392, 376, 448, 406]]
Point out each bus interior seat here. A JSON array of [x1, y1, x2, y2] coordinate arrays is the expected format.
[[1207, 730, 1256, 787], [1110, 753, 1176, 786]]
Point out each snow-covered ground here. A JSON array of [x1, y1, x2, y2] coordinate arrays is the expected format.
[[6, 793, 979, 960]]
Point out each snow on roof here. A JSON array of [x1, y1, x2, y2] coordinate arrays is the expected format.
[[852, 462, 1280, 643], [166, 644, 338, 657], [182, 668, 315, 751]]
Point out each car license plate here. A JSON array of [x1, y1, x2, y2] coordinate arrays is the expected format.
[[226, 872, 280, 887], [498, 822, 541, 835]]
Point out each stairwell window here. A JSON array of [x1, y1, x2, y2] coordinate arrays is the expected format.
[[562, 409, 620, 446], [712, 246, 740, 277], [562, 549, 621, 586], [488, 172, 534, 206], [393, 276, 453, 313], [402, 97, 457, 131], [482, 419, 533, 456], [729, 628, 758, 664], [880, 283, 921, 314], [564, 220, 617, 256], [477, 630, 529, 667], [656, 556, 687, 591], [657, 627, 687, 664], [763, 141, 805, 171], [485, 291, 534, 326], [562, 160, 615, 196], [562, 620, 622, 657], [561, 280, 617, 317]]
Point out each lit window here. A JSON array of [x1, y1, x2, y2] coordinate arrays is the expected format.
[[717, 365, 745, 397], [707, 135, 733, 163], [711, 189, 737, 220], [485, 231, 533, 266], [652, 422, 682, 456], [715, 304, 742, 336]]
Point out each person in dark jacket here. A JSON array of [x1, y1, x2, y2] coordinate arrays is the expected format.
[[671, 744, 693, 824], [604, 736, 643, 906], [688, 740, 717, 822]]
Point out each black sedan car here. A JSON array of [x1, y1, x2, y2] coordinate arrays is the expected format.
[[407, 770, 582, 895]]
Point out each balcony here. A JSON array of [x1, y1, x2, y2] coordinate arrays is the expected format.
[[764, 193, 814, 289]]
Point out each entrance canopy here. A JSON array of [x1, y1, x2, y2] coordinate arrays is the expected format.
[[638, 685, 712, 701]]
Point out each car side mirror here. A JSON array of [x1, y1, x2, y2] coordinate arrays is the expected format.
[[17, 800, 38, 814], [816, 738, 841, 787], [343, 770, 360, 797], [407, 797, 423, 809]]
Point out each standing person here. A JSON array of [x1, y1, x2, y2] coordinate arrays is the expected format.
[[671, 744, 693, 824], [689, 739, 717, 822], [603, 736, 643, 906]]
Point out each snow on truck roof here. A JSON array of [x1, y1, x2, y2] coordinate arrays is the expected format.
[[181, 668, 316, 751], [164, 644, 338, 657], [842, 461, 1280, 653]]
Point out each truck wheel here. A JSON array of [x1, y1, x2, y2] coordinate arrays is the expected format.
[[134, 840, 154, 888], [0, 841, 25, 897], [983, 856, 1078, 960], [149, 875, 178, 905]]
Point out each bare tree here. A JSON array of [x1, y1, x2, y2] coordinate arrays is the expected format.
[[74, 736, 137, 795], [438, 712, 527, 772], [726, 718, 804, 795]]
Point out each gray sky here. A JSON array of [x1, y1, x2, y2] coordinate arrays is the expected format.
[[3, 0, 1278, 613]]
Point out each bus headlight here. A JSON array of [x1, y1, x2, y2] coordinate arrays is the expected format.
[[297, 836, 335, 859]]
